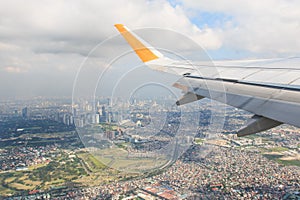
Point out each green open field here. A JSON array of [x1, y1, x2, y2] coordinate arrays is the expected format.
[[262, 145, 300, 167], [277, 159, 300, 167], [20, 131, 76, 139], [0, 148, 159, 197], [0, 151, 89, 196], [194, 138, 205, 144], [77, 152, 106, 172], [269, 147, 289, 152], [263, 154, 300, 167], [90, 146, 169, 173]]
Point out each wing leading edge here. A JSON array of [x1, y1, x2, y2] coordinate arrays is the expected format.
[[115, 24, 300, 136]]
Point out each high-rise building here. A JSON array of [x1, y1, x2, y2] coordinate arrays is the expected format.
[[22, 107, 28, 119], [100, 106, 107, 122], [73, 108, 77, 117], [63, 114, 68, 125], [55, 112, 60, 122], [102, 106, 106, 116], [95, 114, 100, 124]]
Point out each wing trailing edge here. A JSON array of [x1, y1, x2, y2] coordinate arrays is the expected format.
[[175, 92, 204, 106], [237, 115, 282, 137]]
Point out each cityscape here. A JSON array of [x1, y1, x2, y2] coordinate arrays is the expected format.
[[0, 97, 299, 199], [1, 1, 300, 199]]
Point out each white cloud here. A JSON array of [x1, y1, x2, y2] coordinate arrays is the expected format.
[[180, 0, 300, 55], [0, 0, 220, 53], [2, 0, 299, 98], [0, 0, 221, 97], [3, 66, 25, 73]]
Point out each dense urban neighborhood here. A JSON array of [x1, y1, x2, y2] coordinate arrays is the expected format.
[[0, 97, 299, 199]]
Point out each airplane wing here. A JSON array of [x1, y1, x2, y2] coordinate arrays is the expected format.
[[114, 24, 300, 136]]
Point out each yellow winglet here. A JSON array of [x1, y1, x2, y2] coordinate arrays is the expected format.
[[114, 24, 161, 63]]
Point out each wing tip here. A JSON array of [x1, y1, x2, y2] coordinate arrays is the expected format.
[[114, 24, 161, 63], [114, 24, 126, 32]]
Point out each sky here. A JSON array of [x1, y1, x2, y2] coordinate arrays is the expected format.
[[0, 0, 300, 99]]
